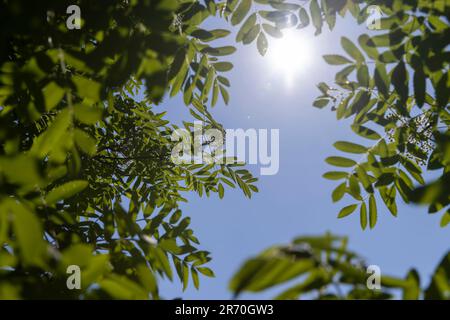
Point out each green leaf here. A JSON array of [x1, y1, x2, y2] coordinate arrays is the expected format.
[[413, 66, 426, 108], [73, 75, 101, 101], [257, 32, 268, 56], [326, 156, 356, 168], [191, 267, 200, 289], [338, 204, 358, 218], [219, 85, 229, 105], [202, 46, 237, 56], [262, 23, 282, 38], [369, 194, 377, 229], [197, 267, 215, 277], [360, 202, 367, 230], [7, 200, 46, 266], [341, 37, 364, 63], [313, 97, 330, 108], [440, 210, 450, 228], [298, 7, 310, 27], [213, 62, 233, 72], [392, 60, 408, 102], [380, 186, 398, 217], [231, 0, 252, 26], [236, 13, 257, 42], [357, 65, 369, 87], [351, 125, 381, 140], [74, 128, 97, 156], [31, 109, 72, 158], [191, 29, 231, 42], [403, 269, 421, 300], [332, 182, 346, 202], [323, 55, 352, 65], [323, 171, 348, 180], [243, 24, 260, 44], [218, 183, 225, 199], [74, 104, 103, 124], [309, 0, 322, 35], [348, 175, 362, 200], [334, 141, 368, 154], [43, 81, 65, 111], [45, 180, 88, 205]]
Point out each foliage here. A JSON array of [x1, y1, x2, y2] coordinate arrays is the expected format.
[[314, 1, 450, 229], [230, 233, 450, 300], [0, 0, 448, 300], [225, 0, 449, 228], [0, 0, 258, 299]]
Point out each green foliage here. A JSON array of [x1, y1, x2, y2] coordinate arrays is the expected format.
[[0, 0, 259, 299], [314, 1, 450, 228], [230, 233, 450, 300]]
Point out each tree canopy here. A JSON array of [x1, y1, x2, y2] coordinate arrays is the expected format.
[[0, 0, 448, 299]]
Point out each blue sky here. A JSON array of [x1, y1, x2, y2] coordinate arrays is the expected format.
[[151, 15, 450, 299]]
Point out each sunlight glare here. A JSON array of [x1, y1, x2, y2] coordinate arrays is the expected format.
[[267, 29, 315, 86]]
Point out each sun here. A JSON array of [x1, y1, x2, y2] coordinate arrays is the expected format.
[[266, 29, 315, 85]]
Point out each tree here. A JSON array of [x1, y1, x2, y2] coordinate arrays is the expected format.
[[0, 0, 448, 300], [0, 0, 258, 299]]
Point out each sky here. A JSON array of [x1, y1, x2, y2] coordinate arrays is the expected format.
[[148, 14, 450, 299]]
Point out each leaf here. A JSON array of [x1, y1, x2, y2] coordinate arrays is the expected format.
[[191, 29, 230, 42], [43, 81, 65, 111], [218, 183, 224, 199], [309, 0, 322, 35], [369, 194, 377, 229], [332, 183, 346, 202], [219, 85, 229, 105], [202, 46, 237, 56], [413, 66, 426, 108], [262, 23, 282, 38], [74, 128, 97, 156], [326, 156, 356, 168], [45, 180, 88, 205], [213, 62, 233, 72], [243, 24, 260, 44], [335, 66, 356, 85], [351, 125, 381, 140], [8, 200, 46, 266], [358, 34, 378, 60], [197, 267, 215, 277], [380, 186, 398, 217], [99, 275, 147, 300], [403, 269, 421, 300], [357, 65, 369, 87], [191, 267, 200, 289], [298, 7, 310, 27], [73, 75, 101, 101], [338, 204, 358, 218], [334, 141, 368, 154], [229, 257, 314, 296], [360, 202, 367, 230], [231, 0, 252, 26], [257, 32, 268, 56], [341, 37, 364, 63], [31, 109, 71, 158], [323, 55, 352, 65], [323, 171, 348, 180], [236, 13, 257, 42], [440, 210, 450, 228], [313, 97, 330, 108], [348, 176, 361, 200], [74, 104, 103, 124], [392, 60, 408, 102]]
